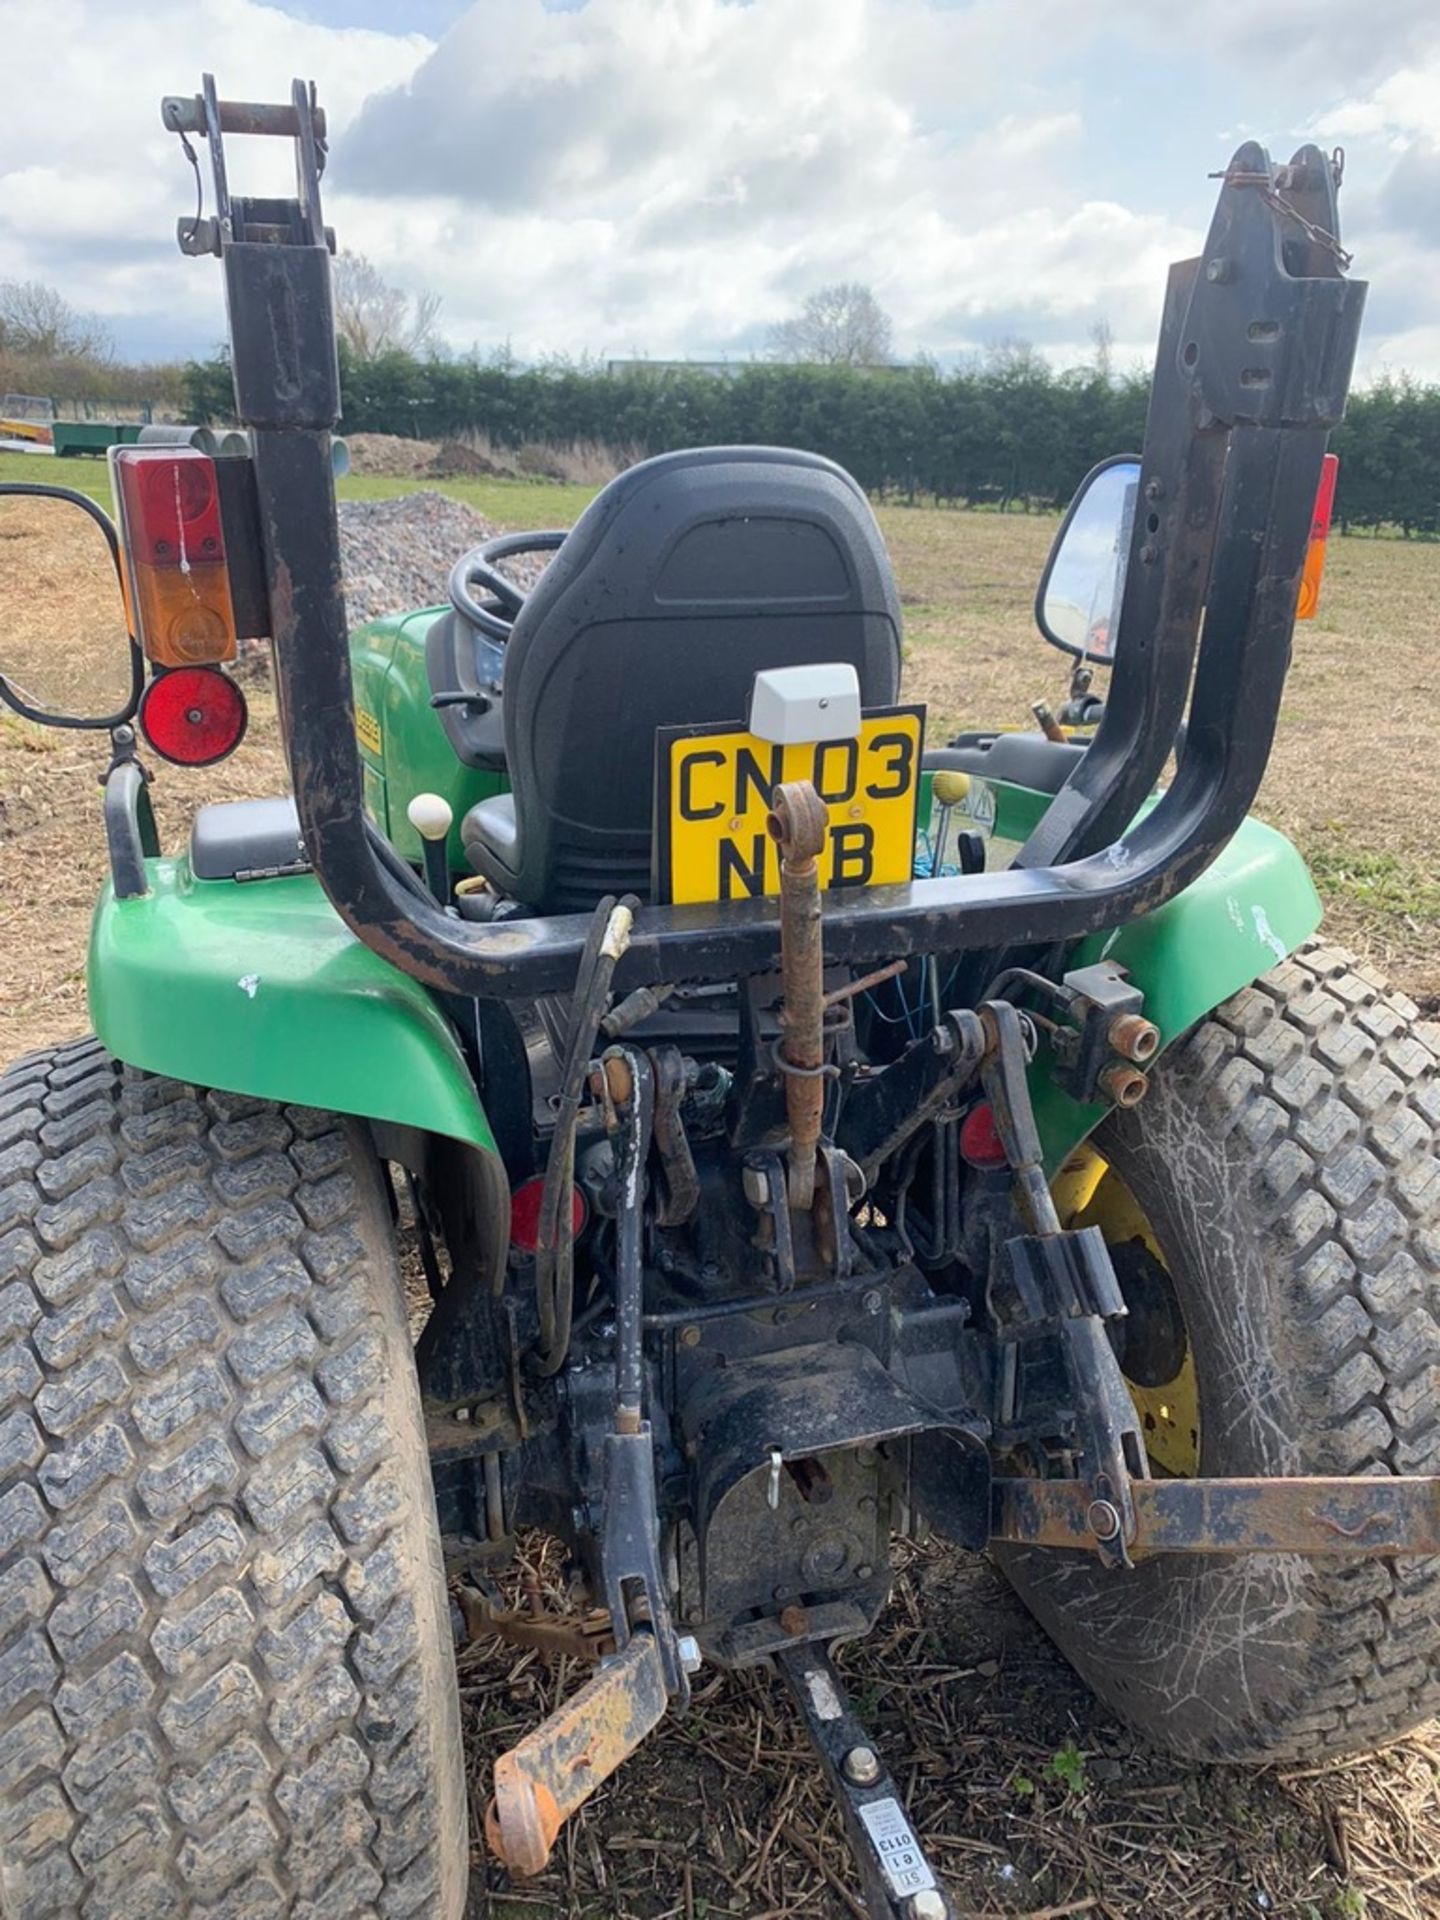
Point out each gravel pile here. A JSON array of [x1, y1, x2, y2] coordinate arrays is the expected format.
[[337, 490, 553, 629]]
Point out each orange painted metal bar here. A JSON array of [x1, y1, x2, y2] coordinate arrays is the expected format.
[[485, 1629, 669, 1878], [992, 1473, 1440, 1557]]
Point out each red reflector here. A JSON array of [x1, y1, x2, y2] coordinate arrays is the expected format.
[[138, 666, 248, 767], [959, 1101, 1009, 1169], [509, 1176, 586, 1253]]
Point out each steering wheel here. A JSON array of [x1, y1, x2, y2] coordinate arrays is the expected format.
[[448, 529, 568, 642]]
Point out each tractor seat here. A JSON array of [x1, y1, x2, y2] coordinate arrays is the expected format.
[[460, 446, 903, 915]]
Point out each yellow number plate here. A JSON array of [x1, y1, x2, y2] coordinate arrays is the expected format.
[[654, 706, 925, 906]]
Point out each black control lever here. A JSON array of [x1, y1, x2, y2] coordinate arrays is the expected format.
[[596, 1048, 691, 1699]]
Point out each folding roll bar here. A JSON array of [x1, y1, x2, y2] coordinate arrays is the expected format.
[[169, 76, 1365, 1004]]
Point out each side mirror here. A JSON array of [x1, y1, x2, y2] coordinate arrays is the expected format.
[[1035, 455, 1141, 664], [0, 483, 142, 730]]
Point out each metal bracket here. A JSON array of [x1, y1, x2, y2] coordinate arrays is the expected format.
[[1049, 959, 1157, 1105], [744, 1150, 799, 1292], [981, 1001, 1146, 1569], [1184, 143, 1361, 428], [649, 1043, 700, 1226]]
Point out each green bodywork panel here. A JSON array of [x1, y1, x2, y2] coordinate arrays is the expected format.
[[938, 777, 1323, 1166], [88, 861, 499, 1158], [349, 607, 506, 872]]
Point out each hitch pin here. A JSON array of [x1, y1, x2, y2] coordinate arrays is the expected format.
[[767, 1447, 784, 1511]]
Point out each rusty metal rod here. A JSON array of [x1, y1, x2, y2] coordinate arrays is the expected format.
[[992, 1474, 1440, 1557], [161, 94, 327, 139], [822, 958, 908, 1008], [766, 780, 830, 1210]]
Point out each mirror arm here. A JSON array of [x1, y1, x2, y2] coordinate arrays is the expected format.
[[0, 483, 144, 732]]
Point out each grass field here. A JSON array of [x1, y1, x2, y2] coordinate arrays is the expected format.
[[3, 454, 1440, 1917]]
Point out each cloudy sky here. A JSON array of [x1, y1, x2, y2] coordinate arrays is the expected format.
[[2, 0, 1439, 379]]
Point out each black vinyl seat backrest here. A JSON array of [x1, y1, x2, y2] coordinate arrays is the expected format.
[[460, 445, 902, 913]]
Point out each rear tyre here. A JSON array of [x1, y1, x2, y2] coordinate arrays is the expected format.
[[0, 1040, 466, 1917], [998, 942, 1440, 1762]]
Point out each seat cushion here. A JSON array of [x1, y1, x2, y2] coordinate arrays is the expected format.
[[926, 734, 1086, 796], [462, 793, 520, 887], [480, 445, 902, 914]]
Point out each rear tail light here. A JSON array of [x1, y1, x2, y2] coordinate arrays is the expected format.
[[138, 665, 248, 766], [110, 446, 238, 667], [509, 1176, 587, 1253], [1296, 452, 1339, 622]]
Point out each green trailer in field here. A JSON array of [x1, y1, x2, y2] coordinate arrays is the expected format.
[[50, 420, 146, 457]]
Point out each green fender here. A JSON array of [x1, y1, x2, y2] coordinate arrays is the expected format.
[[88, 861, 500, 1159]]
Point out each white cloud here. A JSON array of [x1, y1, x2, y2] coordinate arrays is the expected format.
[[1, 0, 1438, 376], [0, 0, 430, 335], [335, 0, 1190, 364]]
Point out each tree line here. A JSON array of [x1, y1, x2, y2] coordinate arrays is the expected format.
[[0, 280, 185, 415], [180, 343, 1440, 533], [10, 268, 1438, 531]]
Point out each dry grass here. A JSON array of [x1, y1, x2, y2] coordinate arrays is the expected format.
[[878, 504, 1440, 1008], [456, 1533, 1440, 1919], [4, 486, 1440, 1916]]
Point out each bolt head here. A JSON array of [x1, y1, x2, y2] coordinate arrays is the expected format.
[[1086, 1498, 1123, 1542], [677, 1634, 703, 1674], [861, 1289, 883, 1315], [908, 1892, 948, 1920], [679, 1325, 701, 1349], [842, 1744, 882, 1787]]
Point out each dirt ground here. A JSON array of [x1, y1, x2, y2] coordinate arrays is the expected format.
[[3, 486, 1440, 1919]]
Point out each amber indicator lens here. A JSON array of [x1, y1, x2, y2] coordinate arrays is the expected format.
[[110, 447, 238, 667]]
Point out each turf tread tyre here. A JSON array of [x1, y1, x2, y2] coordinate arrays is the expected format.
[[0, 1041, 466, 1918], [1000, 941, 1440, 1762]]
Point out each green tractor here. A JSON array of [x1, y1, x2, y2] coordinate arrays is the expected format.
[[2, 74, 1438, 1920]]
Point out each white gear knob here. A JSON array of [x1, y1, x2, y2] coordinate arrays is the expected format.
[[407, 792, 454, 843]]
